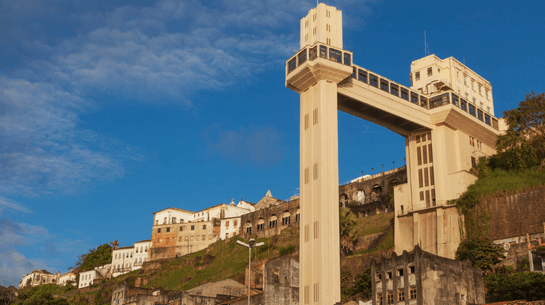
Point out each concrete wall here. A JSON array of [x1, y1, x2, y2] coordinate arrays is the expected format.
[[263, 256, 299, 305]]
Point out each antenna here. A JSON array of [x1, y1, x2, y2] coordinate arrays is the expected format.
[[424, 31, 426, 56]]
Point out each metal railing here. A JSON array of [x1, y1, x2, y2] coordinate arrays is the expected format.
[[398, 200, 455, 215]]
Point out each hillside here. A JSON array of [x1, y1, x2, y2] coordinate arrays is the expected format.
[[15, 212, 393, 304]]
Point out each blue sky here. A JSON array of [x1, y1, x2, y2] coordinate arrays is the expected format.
[[1, 0, 544, 287]]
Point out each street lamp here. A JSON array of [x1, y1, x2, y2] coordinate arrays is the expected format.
[[237, 238, 265, 305]]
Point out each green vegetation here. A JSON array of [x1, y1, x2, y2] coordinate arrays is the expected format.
[[340, 208, 358, 255], [455, 238, 504, 271], [485, 268, 545, 302], [14, 284, 73, 305], [341, 266, 372, 302], [355, 212, 393, 236], [77, 244, 112, 272]]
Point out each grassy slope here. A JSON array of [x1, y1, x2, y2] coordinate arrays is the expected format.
[[466, 166, 545, 199]]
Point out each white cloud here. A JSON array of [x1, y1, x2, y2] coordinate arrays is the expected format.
[[0, 249, 50, 288]]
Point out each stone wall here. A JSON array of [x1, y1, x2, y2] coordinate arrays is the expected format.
[[240, 199, 300, 239], [478, 187, 545, 241], [339, 166, 407, 207], [263, 255, 299, 305]]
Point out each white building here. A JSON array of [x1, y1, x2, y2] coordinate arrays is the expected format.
[[219, 216, 241, 240], [111, 246, 134, 278], [78, 270, 96, 289], [132, 240, 151, 271]]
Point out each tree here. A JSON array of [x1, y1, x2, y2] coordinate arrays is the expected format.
[[339, 208, 359, 255], [76, 244, 112, 272], [485, 271, 545, 302], [455, 238, 505, 271], [490, 92, 545, 170]]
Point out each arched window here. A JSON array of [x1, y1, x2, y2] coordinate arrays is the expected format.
[[257, 218, 265, 231], [163, 217, 167, 224], [172, 217, 176, 223], [145, 246, 148, 252], [269, 215, 277, 228], [245, 221, 252, 233], [339, 193, 348, 207], [371, 185, 382, 201], [156, 220, 158, 225], [357, 190, 365, 204], [282, 211, 291, 225]]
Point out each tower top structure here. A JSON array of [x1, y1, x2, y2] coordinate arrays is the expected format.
[[300, 3, 343, 49]]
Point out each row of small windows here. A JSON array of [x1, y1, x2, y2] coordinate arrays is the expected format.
[[350, 67, 500, 131], [287, 44, 352, 73], [377, 287, 417, 304], [157, 224, 207, 234], [153, 235, 214, 243], [245, 212, 300, 234], [156, 217, 185, 225], [114, 252, 133, 260]]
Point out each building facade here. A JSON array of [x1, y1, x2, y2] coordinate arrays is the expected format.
[[112, 246, 135, 277], [371, 246, 485, 305], [133, 240, 151, 271], [18, 269, 59, 289]]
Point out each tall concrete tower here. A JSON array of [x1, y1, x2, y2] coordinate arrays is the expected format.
[[286, 3, 352, 305]]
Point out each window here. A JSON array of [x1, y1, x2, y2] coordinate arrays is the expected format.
[[298, 49, 307, 66], [469, 104, 476, 116], [409, 265, 415, 274], [398, 289, 405, 301], [180, 226, 184, 231], [203, 225, 207, 230], [358, 69, 367, 83], [415, 71, 420, 80], [309, 46, 317, 60], [477, 109, 484, 121], [234, 220, 238, 226], [451, 93, 459, 107], [172, 217, 176, 223], [351, 66, 356, 79], [343, 53, 351, 66], [485, 114, 491, 126], [296, 213, 300, 222], [380, 79, 389, 92], [411, 92, 419, 104], [397, 268, 404, 276], [155, 220, 158, 225], [163, 217, 166, 224], [191, 225, 195, 231], [319, 45, 327, 58], [166, 227, 170, 232], [329, 48, 342, 63], [225, 221, 230, 227], [387, 291, 394, 304], [270, 219, 277, 228], [288, 58, 296, 73], [390, 83, 399, 96], [401, 88, 409, 100], [386, 271, 392, 279], [471, 156, 477, 168], [376, 293, 382, 304], [427, 67, 432, 76], [410, 286, 417, 299], [420, 96, 428, 109], [246, 226, 252, 233], [368, 74, 378, 87], [257, 223, 264, 231], [158, 228, 161, 233], [282, 215, 291, 225], [461, 98, 468, 111]]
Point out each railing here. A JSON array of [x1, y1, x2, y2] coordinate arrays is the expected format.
[[348, 64, 499, 131], [286, 42, 353, 75], [398, 200, 455, 215]]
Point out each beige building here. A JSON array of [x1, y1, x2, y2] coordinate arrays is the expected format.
[[286, 3, 503, 305], [219, 216, 241, 240], [18, 269, 59, 289], [57, 271, 76, 286]]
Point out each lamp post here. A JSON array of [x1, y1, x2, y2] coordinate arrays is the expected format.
[[236, 238, 265, 305]]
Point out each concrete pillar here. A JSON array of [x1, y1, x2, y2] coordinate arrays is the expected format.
[[300, 79, 341, 305]]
